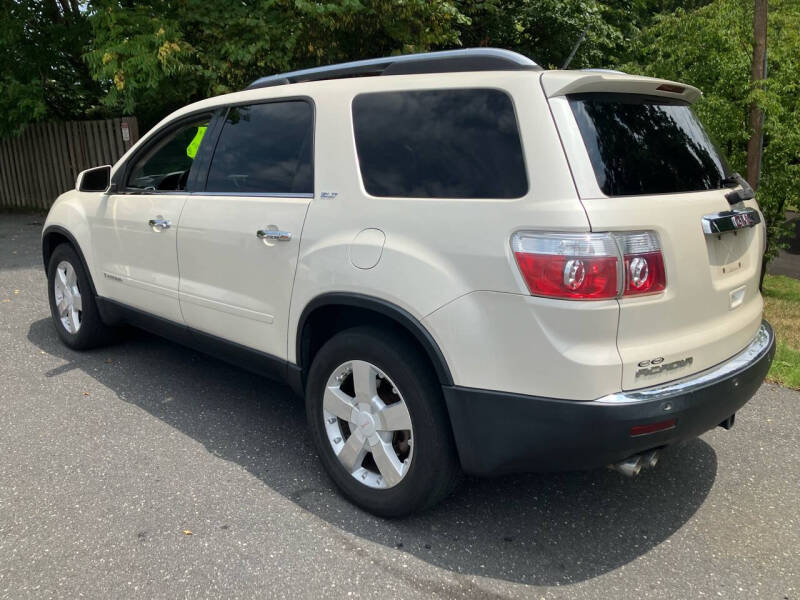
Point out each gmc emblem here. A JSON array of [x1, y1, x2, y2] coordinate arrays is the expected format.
[[732, 213, 754, 229]]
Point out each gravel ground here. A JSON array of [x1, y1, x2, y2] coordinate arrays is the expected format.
[[0, 213, 798, 599]]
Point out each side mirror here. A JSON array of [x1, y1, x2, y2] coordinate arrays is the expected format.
[[76, 165, 112, 192]]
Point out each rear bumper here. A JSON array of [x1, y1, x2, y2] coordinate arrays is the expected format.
[[442, 320, 775, 476]]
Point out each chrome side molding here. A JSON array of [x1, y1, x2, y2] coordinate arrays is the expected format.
[[701, 208, 761, 235]]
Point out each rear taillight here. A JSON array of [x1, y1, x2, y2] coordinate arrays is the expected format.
[[511, 231, 666, 300], [617, 231, 666, 297], [511, 233, 619, 299]]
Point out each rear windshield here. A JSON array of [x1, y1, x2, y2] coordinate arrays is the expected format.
[[568, 93, 731, 196]]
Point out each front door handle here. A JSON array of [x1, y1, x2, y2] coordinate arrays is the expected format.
[[257, 228, 292, 242], [148, 217, 171, 232]]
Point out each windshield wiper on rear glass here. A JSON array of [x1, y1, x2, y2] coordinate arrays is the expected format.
[[721, 172, 755, 204], [721, 173, 744, 187]]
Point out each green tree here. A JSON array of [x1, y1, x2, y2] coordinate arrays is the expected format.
[[452, 1, 717, 70], [85, 0, 465, 129], [623, 0, 800, 261], [0, 0, 104, 137], [455, 0, 625, 68]]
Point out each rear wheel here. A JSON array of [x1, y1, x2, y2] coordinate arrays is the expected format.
[[47, 244, 111, 350], [306, 326, 460, 517]]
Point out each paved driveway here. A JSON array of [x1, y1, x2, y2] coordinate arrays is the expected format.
[[0, 213, 798, 599]]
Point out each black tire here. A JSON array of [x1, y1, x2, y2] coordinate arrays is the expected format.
[[47, 243, 112, 350], [306, 326, 461, 517]]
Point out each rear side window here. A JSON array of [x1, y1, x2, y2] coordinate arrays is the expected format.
[[206, 100, 313, 194], [352, 89, 527, 199], [569, 93, 730, 196]]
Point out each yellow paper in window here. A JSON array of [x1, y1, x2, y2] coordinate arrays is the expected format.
[[186, 126, 207, 159]]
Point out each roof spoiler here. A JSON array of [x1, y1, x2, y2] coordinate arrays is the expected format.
[[541, 71, 702, 104]]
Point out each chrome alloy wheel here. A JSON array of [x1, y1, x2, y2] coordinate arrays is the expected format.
[[53, 260, 82, 334], [323, 360, 413, 489]]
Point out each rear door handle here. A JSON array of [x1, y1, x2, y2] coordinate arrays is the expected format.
[[257, 229, 292, 242], [148, 217, 171, 232]]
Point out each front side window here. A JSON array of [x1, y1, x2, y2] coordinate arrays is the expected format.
[[352, 89, 528, 199], [205, 100, 314, 194], [568, 93, 731, 196], [126, 117, 210, 191]]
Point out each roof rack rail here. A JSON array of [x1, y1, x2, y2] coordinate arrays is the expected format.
[[246, 48, 540, 90], [580, 68, 627, 75]]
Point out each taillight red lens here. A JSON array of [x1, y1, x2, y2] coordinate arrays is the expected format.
[[623, 251, 666, 295], [511, 231, 666, 301], [617, 232, 667, 297], [511, 232, 620, 300], [514, 253, 618, 299]]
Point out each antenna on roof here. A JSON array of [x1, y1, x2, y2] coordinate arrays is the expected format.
[[561, 26, 589, 70]]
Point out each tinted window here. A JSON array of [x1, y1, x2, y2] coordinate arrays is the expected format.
[[206, 101, 313, 194], [127, 117, 210, 191], [352, 89, 527, 198], [569, 93, 730, 196]]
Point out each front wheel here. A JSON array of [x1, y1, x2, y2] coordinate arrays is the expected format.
[[47, 243, 111, 350], [306, 327, 461, 517]]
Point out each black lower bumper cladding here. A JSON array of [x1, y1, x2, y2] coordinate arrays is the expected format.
[[443, 321, 775, 476]]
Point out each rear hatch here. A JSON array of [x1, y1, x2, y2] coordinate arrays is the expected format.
[[543, 71, 766, 390]]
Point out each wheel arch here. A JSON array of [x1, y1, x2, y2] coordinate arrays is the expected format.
[[42, 225, 98, 297], [295, 293, 454, 390]]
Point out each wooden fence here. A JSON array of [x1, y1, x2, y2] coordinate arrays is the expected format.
[[0, 117, 139, 210]]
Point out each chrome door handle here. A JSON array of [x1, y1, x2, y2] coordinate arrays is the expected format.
[[148, 217, 171, 232], [257, 229, 292, 242]]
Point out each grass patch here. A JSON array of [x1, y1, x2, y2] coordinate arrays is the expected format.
[[769, 342, 800, 389], [763, 274, 800, 389], [763, 273, 800, 303]]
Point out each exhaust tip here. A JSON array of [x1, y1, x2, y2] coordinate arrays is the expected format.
[[610, 455, 642, 477], [642, 450, 659, 469], [610, 450, 660, 477]]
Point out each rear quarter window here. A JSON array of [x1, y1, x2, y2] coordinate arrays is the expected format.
[[352, 89, 528, 199], [569, 93, 730, 197]]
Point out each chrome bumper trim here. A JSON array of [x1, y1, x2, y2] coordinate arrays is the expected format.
[[596, 321, 774, 405]]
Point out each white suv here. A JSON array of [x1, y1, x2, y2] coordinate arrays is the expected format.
[[43, 49, 775, 516]]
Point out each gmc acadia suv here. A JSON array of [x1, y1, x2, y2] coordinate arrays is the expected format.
[[42, 49, 775, 516]]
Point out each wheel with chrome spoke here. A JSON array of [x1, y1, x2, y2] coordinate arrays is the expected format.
[[53, 260, 82, 334], [323, 360, 413, 489], [306, 327, 460, 517], [47, 243, 111, 350]]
